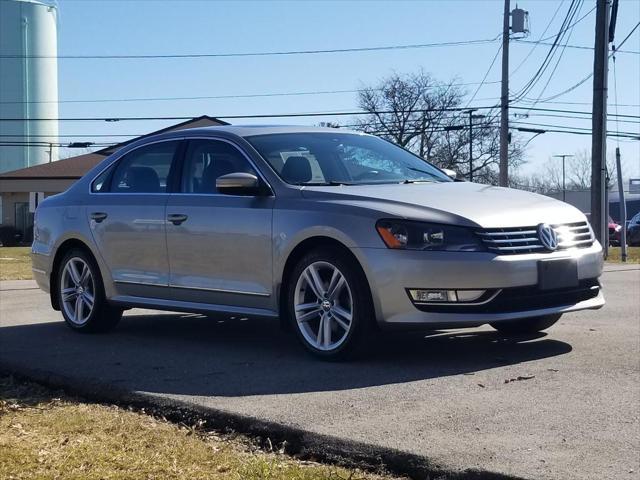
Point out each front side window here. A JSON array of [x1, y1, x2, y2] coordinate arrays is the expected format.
[[181, 139, 257, 194], [245, 132, 450, 186], [109, 141, 179, 193]]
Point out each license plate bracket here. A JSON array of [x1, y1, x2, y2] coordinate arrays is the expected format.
[[538, 258, 579, 290]]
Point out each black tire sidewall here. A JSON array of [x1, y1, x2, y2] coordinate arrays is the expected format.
[[286, 249, 372, 360]]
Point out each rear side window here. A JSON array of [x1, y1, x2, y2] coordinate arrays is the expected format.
[[91, 166, 113, 193], [109, 141, 179, 193]]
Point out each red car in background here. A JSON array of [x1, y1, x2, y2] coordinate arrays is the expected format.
[[608, 216, 622, 246], [585, 213, 622, 246]]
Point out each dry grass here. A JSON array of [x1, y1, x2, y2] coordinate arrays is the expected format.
[[0, 375, 397, 480], [0, 247, 32, 281], [606, 246, 640, 263]]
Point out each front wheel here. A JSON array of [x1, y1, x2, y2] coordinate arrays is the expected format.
[[57, 249, 122, 333], [490, 314, 562, 334], [287, 249, 373, 360]]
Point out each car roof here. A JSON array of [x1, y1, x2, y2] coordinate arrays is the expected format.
[[165, 124, 364, 138]]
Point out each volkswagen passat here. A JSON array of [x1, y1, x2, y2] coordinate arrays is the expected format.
[[31, 126, 604, 359]]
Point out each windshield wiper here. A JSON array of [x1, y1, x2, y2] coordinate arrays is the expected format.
[[401, 179, 435, 184], [326, 180, 354, 186]]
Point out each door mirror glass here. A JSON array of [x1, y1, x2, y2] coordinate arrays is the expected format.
[[441, 168, 457, 180], [216, 172, 260, 195]]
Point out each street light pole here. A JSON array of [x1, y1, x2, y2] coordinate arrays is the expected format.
[[466, 110, 486, 183], [553, 154, 574, 203]]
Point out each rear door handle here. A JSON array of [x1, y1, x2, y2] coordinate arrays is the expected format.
[[90, 212, 108, 223], [167, 213, 188, 225]]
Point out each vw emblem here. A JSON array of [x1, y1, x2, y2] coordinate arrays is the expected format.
[[537, 223, 558, 251]]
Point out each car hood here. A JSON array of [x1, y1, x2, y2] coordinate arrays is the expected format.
[[301, 181, 587, 228]]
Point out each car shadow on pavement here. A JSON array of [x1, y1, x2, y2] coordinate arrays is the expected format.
[[0, 311, 572, 397]]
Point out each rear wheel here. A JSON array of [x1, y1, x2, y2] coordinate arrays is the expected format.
[[287, 249, 373, 360], [57, 249, 122, 333], [490, 314, 562, 334]]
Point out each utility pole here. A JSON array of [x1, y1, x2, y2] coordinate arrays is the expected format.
[[499, 0, 510, 187], [47, 143, 53, 163], [553, 154, 574, 203], [468, 109, 475, 182], [590, 0, 610, 254]]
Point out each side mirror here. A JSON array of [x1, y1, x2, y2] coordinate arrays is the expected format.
[[216, 172, 260, 195], [441, 168, 457, 180]]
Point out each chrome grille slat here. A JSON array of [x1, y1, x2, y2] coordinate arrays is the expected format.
[[482, 237, 540, 244], [477, 221, 593, 255]]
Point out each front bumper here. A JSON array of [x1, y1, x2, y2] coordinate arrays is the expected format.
[[353, 242, 604, 327]]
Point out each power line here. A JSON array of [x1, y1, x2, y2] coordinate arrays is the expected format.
[[523, 0, 585, 113], [0, 81, 504, 105], [536, 3, 597, 42], [1, 104, 638, 123], [524, 21, 640, 104], [0, 106, 501, 122], [0, 37, 500, 60], [614, 21, 639, 50], [511, 0, 567, 76], [516, 40, 638, 54], [510, 0, 584, 103], [466, 43, 503, 107], [511, 105, 637, 119], [2, 120, 638, 148]]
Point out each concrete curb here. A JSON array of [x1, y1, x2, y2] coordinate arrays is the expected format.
[[0, 360, 527, 480]]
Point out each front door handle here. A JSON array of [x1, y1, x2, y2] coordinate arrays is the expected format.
[[90, 212, 108, 223], [167, 213, 188, 225]]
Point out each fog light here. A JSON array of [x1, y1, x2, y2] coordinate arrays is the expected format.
[[409, 289, 456, 303], [455, 290, 486, 302], [409, 289, 487, 303]]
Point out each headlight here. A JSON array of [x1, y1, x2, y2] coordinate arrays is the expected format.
[[376, 220, 485, 252], [615, 225, 622, 233]]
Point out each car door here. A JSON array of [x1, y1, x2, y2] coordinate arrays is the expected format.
[[165, 138, 274, 309], [88, 140, 181, 293]]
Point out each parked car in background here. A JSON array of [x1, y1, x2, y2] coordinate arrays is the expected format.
[[628, 212, 640, 246], [608, 216, 622, 246], [585, 213, 623, 247], [31, 126, 605, 359]]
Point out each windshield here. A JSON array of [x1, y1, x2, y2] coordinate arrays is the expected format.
[[245, 132, 451, 186]]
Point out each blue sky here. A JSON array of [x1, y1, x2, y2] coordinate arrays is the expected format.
[[55, 0, 639, 177]]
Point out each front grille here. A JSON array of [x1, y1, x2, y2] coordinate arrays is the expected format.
[[414, 279, 600, 314], [476, 221, 593, 255]]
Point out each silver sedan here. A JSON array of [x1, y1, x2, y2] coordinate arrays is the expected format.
[[31, 126, 604, 359]]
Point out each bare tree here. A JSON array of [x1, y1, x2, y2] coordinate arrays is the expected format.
[[523, 149, 619, 194], [352, 71, 524, 183]]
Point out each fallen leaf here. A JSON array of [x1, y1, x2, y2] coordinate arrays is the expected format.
[[504, 375, 536, 384]]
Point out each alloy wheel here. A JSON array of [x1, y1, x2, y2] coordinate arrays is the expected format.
[[60, 257, 95, 325], [293, 261, 353, 351]]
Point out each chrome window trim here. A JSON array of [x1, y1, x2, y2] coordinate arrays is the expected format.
[[89, 137, 182, 195], [89, 136, 274, 197]]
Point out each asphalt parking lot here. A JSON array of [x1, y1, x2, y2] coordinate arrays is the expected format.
[[1, 265, 638, 480]]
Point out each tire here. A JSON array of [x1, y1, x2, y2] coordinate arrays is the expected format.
[[286, 248, 373, 360], [56, 248, 122, 333], [490, 313, 562, 334]]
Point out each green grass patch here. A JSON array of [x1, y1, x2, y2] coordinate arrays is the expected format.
[[607, 246, 640, 263]]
